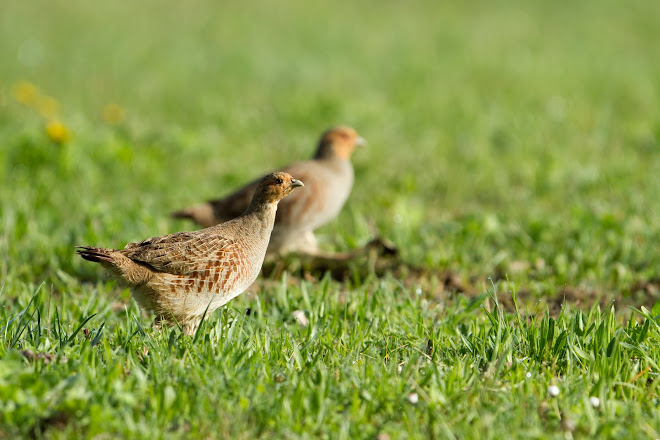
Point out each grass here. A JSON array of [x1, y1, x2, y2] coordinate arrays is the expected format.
[[1, 0, 660, 437]]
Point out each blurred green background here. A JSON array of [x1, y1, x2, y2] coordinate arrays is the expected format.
[[3, 1, 660, 438], [1, 0, 660, 300]]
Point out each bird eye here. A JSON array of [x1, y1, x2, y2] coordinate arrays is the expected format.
[[275, 178, 283, 185]]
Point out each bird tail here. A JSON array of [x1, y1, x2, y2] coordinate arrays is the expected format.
[[76, 246, 115, 263], [170, 208, 195, 220], [170, 203, 218, 228]]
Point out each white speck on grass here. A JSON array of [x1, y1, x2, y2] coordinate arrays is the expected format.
[[292, 310, 309, 327], [590, 396, 600, 408], [415, 287, 422, 295], [547, 385, 560, 397], [526, 372, 532, 378], [407, 393, 419, 404]]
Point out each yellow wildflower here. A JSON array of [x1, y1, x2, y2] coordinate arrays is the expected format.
[[102, 103, 124, 125], [12, 81, 39, 106], [45, 120, 71, 144]]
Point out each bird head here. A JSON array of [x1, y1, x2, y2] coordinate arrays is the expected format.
[[314, 126, 366, 160], [254, 172, 304, 204]]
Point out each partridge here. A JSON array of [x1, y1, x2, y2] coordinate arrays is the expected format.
[[171, 126, 366, 256], [77, 172, 304, 335]]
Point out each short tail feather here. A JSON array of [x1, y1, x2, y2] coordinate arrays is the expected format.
[[170, 203, 220, 228], [76, 246, 115, 263], [170, 208, 194, 220]]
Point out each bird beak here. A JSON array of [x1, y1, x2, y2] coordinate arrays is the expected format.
[[291, 179, 304, 188], [355, 136, 367, 147]]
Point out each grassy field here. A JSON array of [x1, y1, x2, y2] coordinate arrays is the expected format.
[[2, 0, 660, 438]]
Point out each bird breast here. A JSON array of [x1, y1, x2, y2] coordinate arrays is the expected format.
[[276, 159, 354, 230]]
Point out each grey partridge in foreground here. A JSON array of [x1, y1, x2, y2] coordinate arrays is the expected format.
[[171, 126, 366, 257], [77, 172, 304, 335]]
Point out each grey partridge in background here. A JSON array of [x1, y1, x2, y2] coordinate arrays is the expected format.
[[171, 126, 366, 257], [77, 172, 304, 335]]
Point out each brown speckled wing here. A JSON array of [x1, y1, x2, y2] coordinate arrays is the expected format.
[[159, 240, 253, 299], [121, 231, 238, 276]]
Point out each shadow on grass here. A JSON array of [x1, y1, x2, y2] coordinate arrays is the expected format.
[[263, 238, 660, 318]]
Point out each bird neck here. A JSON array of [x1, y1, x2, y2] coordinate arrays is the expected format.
[[314, 151, 350, 163], [231, 201, 278, 260], [242, 201, 278, 233]]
